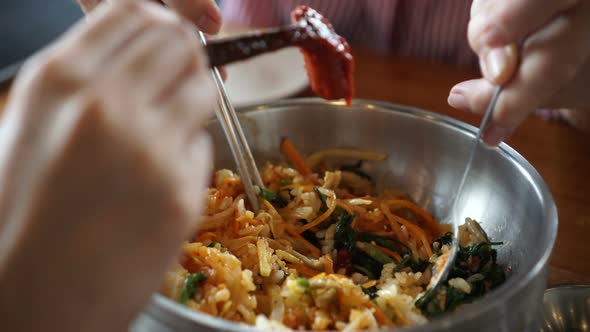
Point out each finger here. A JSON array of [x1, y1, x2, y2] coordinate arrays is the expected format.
[[448, 79, 494, 113], [79, 0, 222, 34], [99, 1, 210, 100], [448, 79, 511, 146], [453, 1, 590, 146], [469, 0, 579, 52], [104, 25, 202, 103], [162, 0, 222, 34], [77, 0, 102, 13], [468, 0, 579, 84], [477, 43, 519, 85], [176, 131, 213, 231], [77, 0, 143, 14], [9, 0, 151, 112], [33, 0, 152, 84], [158, 64, 216, 133]]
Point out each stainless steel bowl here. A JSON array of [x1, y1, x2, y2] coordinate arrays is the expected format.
[[130, 98, 558, 332], [534, 284, 590, 332]]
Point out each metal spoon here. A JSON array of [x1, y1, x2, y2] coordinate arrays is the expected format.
[[419, 86, 503, 303]]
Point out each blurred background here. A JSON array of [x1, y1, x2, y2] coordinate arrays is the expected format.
[[0, 0, 83, 83]]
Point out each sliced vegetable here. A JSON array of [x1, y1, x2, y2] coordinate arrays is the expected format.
[[334, 211, 356, 252], [433, 232, 453, 255], [374, 244, 402, 261], [178, 272, 207, 304], [301, 230, 321, 249], [340, 160, 372, 180], [351, 252, 382, 279], [361, 285, 378, 299], [259, 188, 289, 208], [356, 242, 394, 265], [285, 225, 321, 257], [416, 239, 506, 316], [386, 199, 440, 236], [392, 254, 429, 274], [357, 233, 412, 256], [207, 241, 225, 248], [280, 178, 293, 186], [286, 263, 318, 278], [281, 138, 312, 176], [296, 277, 312, 294], [445, 286, 469, 311], [352, 264, 377, 280], [313, 186, 329, 206], [317, 205, 347, 230]]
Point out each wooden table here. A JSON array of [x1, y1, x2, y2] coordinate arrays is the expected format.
[[0, 49, 588, 286]]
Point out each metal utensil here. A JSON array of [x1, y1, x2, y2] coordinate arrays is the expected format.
[[198, 31, 264, 211], [428, 86, 503, 291], [131, 98, 557, 332]]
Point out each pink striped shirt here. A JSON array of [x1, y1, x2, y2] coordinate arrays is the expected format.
[[220, 0, 477, 68]]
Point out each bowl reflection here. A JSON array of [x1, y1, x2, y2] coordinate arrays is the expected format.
[[536, 284, 590, 332]]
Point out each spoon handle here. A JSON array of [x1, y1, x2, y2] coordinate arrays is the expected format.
[[442, 86, 503, 281]]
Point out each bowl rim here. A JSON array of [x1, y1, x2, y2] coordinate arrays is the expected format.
[[145, 98, 559, 331], [545, 284, 590, 293]]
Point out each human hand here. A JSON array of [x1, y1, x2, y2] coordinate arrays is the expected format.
[[78, 0, 227, 79], [0, 1, 215, 331], [448, 0, 590, 145], [78, 0, 222, 34]]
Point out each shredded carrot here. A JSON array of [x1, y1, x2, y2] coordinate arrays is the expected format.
[[217, 177, 243, 197], [341, 192, 356, 199], [217, 176, 241, 189], [438, 223, 452, 233], [236, 215, 261, 225], [298, 192, 337, 233], [382, 205, 433, 257], [233, 216, 260, 233], [285, 225, 321, 257], [379, 203, 406, 239], [280, 138, 311, 176], [342, 200, 361, 228], [286, 263, 319, 278], [388, 301, 410, 326], [336, 200, 354, 215], [323, 255, 334, 274], [232, 214, 241, 234], [372, 231, 398, 237], [195, 231, 218, 243], [366, 301, 395, 328], [374, 244, 402, 262], [386, 199, 440, 236], [362, 280, 377, 288], [262, 199, 283, 220], [354, 221, 386, 233], [435, 253, 449, 276]]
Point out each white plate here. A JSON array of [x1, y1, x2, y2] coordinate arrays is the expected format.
[[223, 47, 309, 107]]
